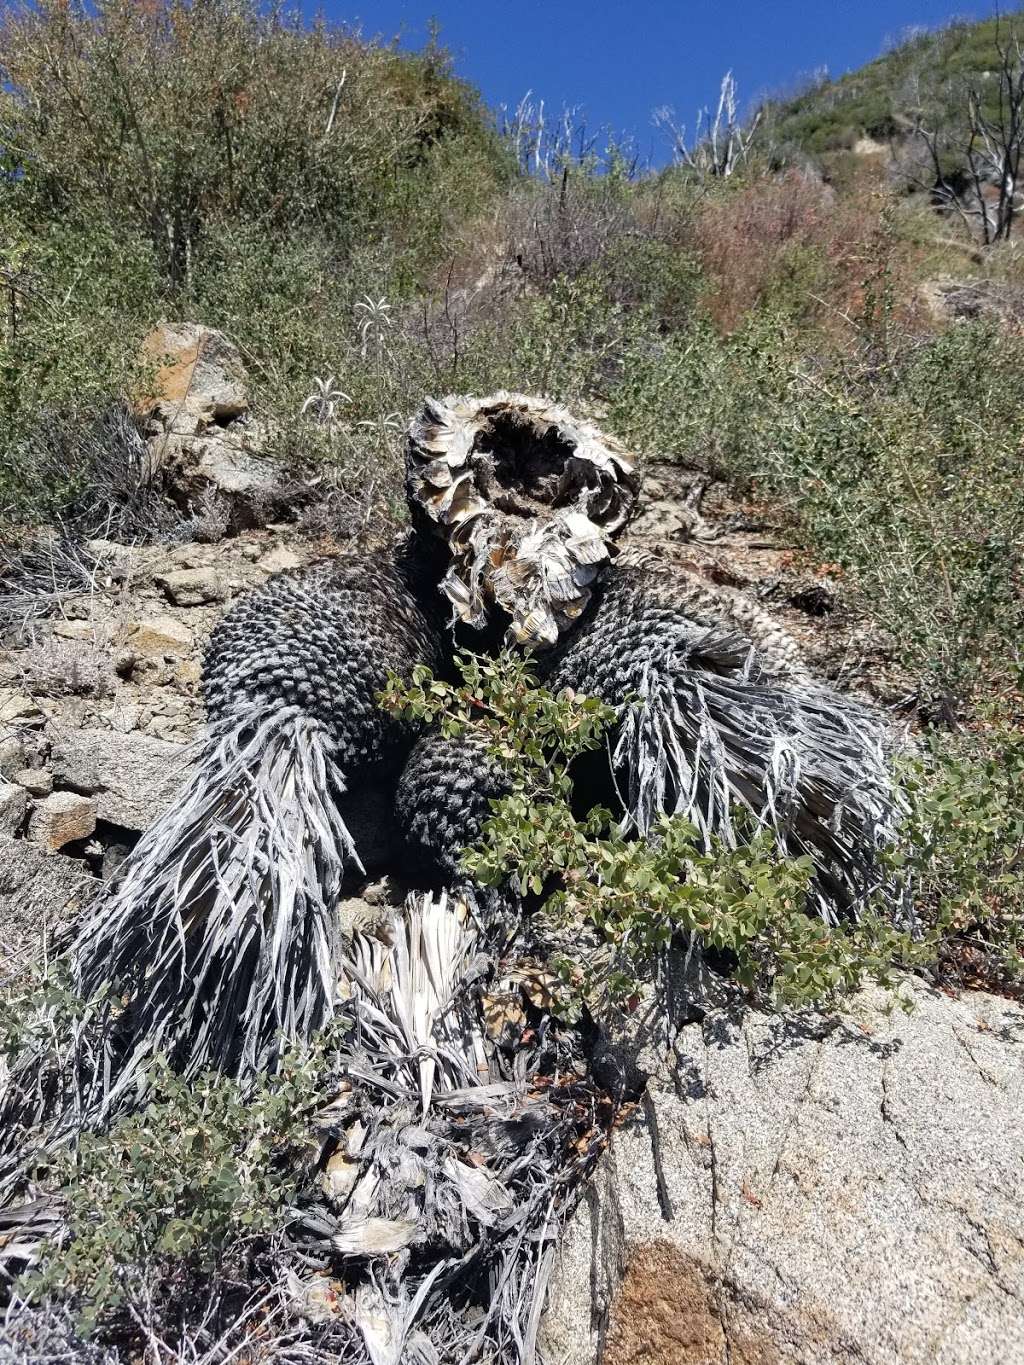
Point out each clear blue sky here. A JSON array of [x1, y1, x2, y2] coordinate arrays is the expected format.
[[314, 1, 1005, 161]]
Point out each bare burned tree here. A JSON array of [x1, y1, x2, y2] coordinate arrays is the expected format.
[[916, 30, 1024, 244], [655, 71, 762, 179], [499, 93, 598, 181]]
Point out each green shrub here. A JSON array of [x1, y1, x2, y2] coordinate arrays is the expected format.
[[0, 0, 506, 291], [902, 724, 1024, 984], [0, 0, 511, 520], [763, 15, 1024, 159], [384, 652, 1024, 1004], [381, 652, 926, 1010], [610, 313, 1024, 708], [757, 321, 1024, 706], [26, 1042, 337, 1323]]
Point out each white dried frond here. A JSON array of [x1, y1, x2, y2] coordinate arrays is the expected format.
[[613, 625, 903, 922], [69, 708, 361, 1111], [341, 892, 484, 1115], [1, 708, 366, 1232], [291, 891, 597, 1364]]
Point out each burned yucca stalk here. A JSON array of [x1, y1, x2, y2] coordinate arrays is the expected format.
[[407, 392, 640, 646], [72, 552, 448, 1101], [1, 392, 905, 1357], [406, 391, 900, 920]]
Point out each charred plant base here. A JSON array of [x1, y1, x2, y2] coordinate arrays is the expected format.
[[0, 394, 907, 1364]]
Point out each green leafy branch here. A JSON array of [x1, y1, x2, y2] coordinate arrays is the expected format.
[[381, 651, 927, 1009]]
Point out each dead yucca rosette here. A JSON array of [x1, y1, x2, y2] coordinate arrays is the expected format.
[[407, 392, 641, 646]]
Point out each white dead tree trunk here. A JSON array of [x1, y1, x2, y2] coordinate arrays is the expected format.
[[655, 71, 762, 178], [500, 93, 594, 180], [917, 33, 1024, 244]]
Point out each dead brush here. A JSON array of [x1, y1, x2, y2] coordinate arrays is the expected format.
[[499, 174, 650, 291], [0, 1299, 118, 1364], [0, 532, 106, 645], [11, 633, 115, 700], [1, 405, 181, 545], [0, 403, 230, 639]]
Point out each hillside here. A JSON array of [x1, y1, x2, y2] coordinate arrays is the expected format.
[[0, 3, 1023, 1362], [762, 11, 1024, 155]]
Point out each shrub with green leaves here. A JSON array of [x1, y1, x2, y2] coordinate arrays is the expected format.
[[382, 651, 927, 1010], [902, 723, 1024, 986], [0, 0, 505, 291], [610, 312, 1024, 708], [0, 0, 511, 521], [26, 1042, 336, 1322]]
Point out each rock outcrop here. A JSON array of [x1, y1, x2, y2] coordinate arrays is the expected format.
[[0, 533, 318, 867], [541, 980, 1024, 1365], [48, 727, 188, 830], [137, 321, 249, 427], [134, 322, 281, 525]]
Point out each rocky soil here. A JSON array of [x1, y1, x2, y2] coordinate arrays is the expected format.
[[1, 328, 1019, 1364], [0, 528, 319, 952]]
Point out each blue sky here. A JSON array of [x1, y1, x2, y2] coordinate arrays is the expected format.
[[316, 1, 1005, 162]]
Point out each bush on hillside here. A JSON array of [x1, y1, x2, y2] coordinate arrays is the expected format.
[[0, 0, 504, 290], [1, 0, 1021, 726], [0, 0, 510, 517], [762, 14, 1024, 159]]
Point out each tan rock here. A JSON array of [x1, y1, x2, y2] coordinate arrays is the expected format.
[[113, 647, 137, 678], [0, 692, 47, 726], [13, 767, 53, 798], [102, 701, 143, 735], [145, 715, 186, 741], [920, 277, 1024, 326], [257, 545, 303, 574], [188, 431, 277, 498], [52, 620, 99, 642], [127, 615, 194, 660], [154, 567, 226, 607], [174, 658, 203, 691], [0, 735, 26, 779], [541, 980, 1024, 1365], [134, 322, 249, 424], [49, 727, 187, 831], [29, 791, 97, 850]]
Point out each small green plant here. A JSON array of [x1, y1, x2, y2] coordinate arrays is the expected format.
[[381, 652, 925, 1009], [25, 1036, 340, 1323], [0, 961, 97, 1061], [901, 723, 1024, 985]]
